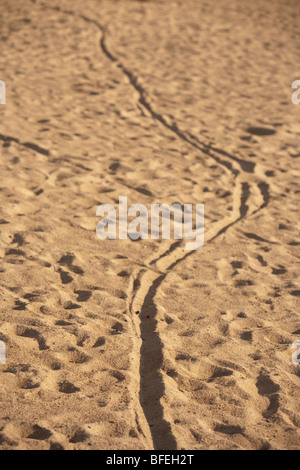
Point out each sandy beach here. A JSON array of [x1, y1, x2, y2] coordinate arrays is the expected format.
[[0, 0, 299, 450]]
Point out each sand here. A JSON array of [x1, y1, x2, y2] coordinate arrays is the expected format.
[[0, 0, 299, 450]]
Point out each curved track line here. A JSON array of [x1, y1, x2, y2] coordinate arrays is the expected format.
[[38, 4, 273, 449]]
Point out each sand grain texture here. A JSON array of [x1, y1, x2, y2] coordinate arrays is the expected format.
[[0, 0, 299, 450]]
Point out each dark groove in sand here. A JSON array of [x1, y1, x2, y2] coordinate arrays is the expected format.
[[139, 273, 177, 450], [39, 5, 272, 450], [77, 13, 266, 450], [133, 179, 252, 448], [252, 181, 271, 215], [0, 134, 50, 157]]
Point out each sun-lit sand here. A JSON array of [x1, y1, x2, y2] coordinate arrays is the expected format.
[[0, 0, 299, 450]]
